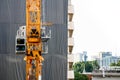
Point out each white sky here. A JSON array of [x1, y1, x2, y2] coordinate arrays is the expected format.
[[72, 0, 120, 60]]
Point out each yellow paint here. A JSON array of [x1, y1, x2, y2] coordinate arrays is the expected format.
[[25, 0, 43, 80]]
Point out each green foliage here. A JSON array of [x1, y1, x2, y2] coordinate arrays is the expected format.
[[110, 60, 120, 66], [73, 61, 99, 80], [116, 61, 120, 66], [92, 60, 100, 70], [74, 72, 88, 80], [73, 62, 84, 73], [85, 62, 93, 72], [73, 61, 96, 73], [110, 62, 117, 66]]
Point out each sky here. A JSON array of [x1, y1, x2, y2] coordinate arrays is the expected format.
[[71, 0, 120, 60]]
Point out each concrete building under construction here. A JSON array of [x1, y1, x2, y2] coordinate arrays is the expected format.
[[67, 0, 74, 80], [0, 0, 69, 80]]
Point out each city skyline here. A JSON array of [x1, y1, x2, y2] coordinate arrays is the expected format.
[[72, 0, 120, 59], [74, 51, 120, 62]]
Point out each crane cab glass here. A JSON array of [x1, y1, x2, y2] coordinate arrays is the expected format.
[[16, 45, 25, 51], [16, 38, 26, 54], [17, 38, 25, 44]]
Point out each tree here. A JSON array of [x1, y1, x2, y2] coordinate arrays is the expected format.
[[74, 72, 88, 80], [73, 61, 95, 73], [110, 60, 120, 66], [85, 61, 93, 72], [110, 62, 117, 66], [73, 61, 93, 80], [92, 60, 100, 70], [116, 61, 120, 66], [73, 62, 84, 73]]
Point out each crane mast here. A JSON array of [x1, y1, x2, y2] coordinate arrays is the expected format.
[[26, 0, 43, 80], [16, 0, 51, 79]]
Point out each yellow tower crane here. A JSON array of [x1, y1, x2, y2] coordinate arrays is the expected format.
[[16, 0, 52, 80], [25, 0, 43, 80]]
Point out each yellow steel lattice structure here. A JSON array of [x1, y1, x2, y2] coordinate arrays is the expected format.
[[25, 0, 44, 80]]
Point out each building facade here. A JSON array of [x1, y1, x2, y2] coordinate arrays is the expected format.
[[99, 52, 112, 59], [99, 52, 112, 68], [102, 56, 120, 68], [0, 0, 68, 80], [67, 0, 74, 80], [94, 52, 120, 69]]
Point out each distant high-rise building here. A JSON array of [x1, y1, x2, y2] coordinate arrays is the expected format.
[[78, 51, 88, 62], [102, 56, 120, 68], [83, 51, 88, 62], [80, 53, 84, 62], [99, 52, 112, 59], [99, 52, 112, 68], [93, 52, 120, 69]]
